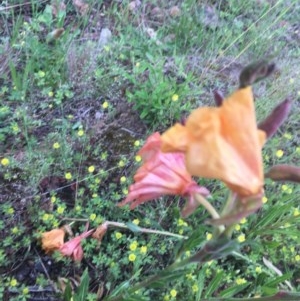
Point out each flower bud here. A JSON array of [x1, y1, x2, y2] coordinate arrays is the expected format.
[[265, 164, 300, 183], [258, 99, 291, 139]]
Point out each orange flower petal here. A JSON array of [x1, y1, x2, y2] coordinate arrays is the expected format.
[[161, 87, 265, 197], [41, 228, 65, 254]]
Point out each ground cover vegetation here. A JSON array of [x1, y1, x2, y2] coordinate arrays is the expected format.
[[0, 0, 300, 300]]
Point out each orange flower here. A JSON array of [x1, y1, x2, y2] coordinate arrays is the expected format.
[[41, 228, 65, 254], [118, 132, 209, 217], [59, 226, 94, 261], [161, 87, 266, 197]]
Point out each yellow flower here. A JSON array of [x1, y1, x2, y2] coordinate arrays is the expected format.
[[133, 219, 140, 225], [77, 129, 84, 137], [115, 232, 122, 239], [102, 101, 109, 109], [206, 233, 212, 241], [120, 176, 126, 183], [140, 246, 147, 254], [172, 94, 179, 102], [42, 214, 49, 221], [104, 45, 110, 52], [10, 278, 18, 287], [7, 207, 14, 214], [240, 218, 247, 224], [170, 289, 177, 298], [135, 155, 142, 162], [289, 78, 295, 84], [284, 133, 292, 139], [281, 184, 288, 191], [38, 70, 45, 77], [48, 91, 54, 97], [11, 227, 19, 234], [122, 188, 128, 194], [134, 140, 140, 147], [237, 234, 246, 243], [65, 172, 72, 180], [90, 213, 96, 221], [22, 287, 29, 295], [178, 218, 187, 227], [53, 142, 60, 149], [128, 253, 136, 262], [178, 229, 183, 235], [57, 206, 64, 214], [235, 224, 241, 231], [164, 295, 170, 301], [51, 196, 56, 203], [129, 241, 138, 251], [236, 278, 247, 285], [1, 158, 9, 166], [255, 266, 262, 273], [293, 208, 300, 217], [192, 284, 199, 292], [262, 196, 268, 204], [88, 165, 95, 173], [118, 160, 125, 167], [135, 62, 140, 67], [295, 255, 300, 262], [276, 150, 284, 158]]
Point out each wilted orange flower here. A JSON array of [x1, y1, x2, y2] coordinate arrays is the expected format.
[[118, 132, 209, 217], [59, 226, 94, 261], [41, 228, 65, 254], [161, 87, 266, 197]]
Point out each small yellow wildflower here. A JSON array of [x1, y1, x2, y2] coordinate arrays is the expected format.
[[185, 250, 191, 257], [178, 229, 184, 235], [178, 218, 187, 227], [10, 278, 18, 287], [236, 278, 247, 285], [1, 158, 10, 166], [57, 206, 65, 214], [128, 253, 136, 262], [75, 205, 81, 211], [92, 193, 98, 198], [164, 295, 170, 301], [276, 150, 284, 158], [186, 273, 194, 280], [23, 287, 29, 295], [118, 160, 125, 167], [77, 129, 84, 137], [284, 133, 292, 139], [255, 266, 262, 274], [172, 94, 179, 102], [135, 62, 140, 68], [90, 213, 96, 221], [51, 196, 56, 203], [53, 142, 60, 149], [262, 196, 268, 204], [237, 234, 246, 243], [104, 45, 110, 52], [235, 224, 241, 231], [65, 172, 72, 180], [11, 227, 19, 234], [42, 214, 49, 221], [120, 176, 126, 183], [295, 255, 300, 262], [102, 101, 109, 109], [134, 140, 140, 147], [88, 165, 95, 173], [289, 78, 295, 84], [206, 233, 212, 241], [140, 246, 147, 254], [170, 289, 177, 298], [115, 232, 122, 239], [293, 208, 300, 217], [48, 91, 54, 97], [7, 207, 14, 214], [240, 218, 247, 224], [133, 219, 140, 225], [287, 188, 293, 194], [129, 241, 138, 251], [122, 188, 128, 195], [135, 155, 142, 162], [192, 284, 199, 292], [281, 184, 288, 192], [38, 70, 45, 77]]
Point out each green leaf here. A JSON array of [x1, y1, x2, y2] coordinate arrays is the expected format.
[[126, 222, 142, 232], [264, 272, 292, 287], [63, 282, 73, 301], [74, 269, 90, 301], [220, 283, 250, 297], [204, 270, 225, 298]]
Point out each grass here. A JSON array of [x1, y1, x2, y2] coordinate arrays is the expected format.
[[0, 0, 300, 300]]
